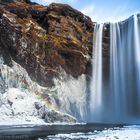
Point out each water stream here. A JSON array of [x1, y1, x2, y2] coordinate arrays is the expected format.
[[90, 14, 140, 123]]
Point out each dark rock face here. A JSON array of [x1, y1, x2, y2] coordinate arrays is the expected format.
[[0, 1, 93, 87], [102, 23, 110, 81], [0, 0, 31, 3]]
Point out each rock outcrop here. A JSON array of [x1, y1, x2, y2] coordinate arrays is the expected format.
[[37, 104, 76, 123], [102, 23, 110, 81], [0, 0, 94, 87], [0, 0, 94, 122]]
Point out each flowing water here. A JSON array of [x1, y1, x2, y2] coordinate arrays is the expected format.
[[90, 14, 140, 123], [89, 24, 104, 121]]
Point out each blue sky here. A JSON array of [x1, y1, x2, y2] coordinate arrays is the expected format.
[[31, 0, 140, 23]]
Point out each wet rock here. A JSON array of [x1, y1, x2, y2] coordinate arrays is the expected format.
[[0, 76, 6, 94], [7, 99, 13, 107], [34, 102, 42, 110], [38, 105, 76, 123], [102, 23, 110, 82], [44, 110, 76, 123], [0, 99, 2, 108], [38, 105, 49, 119]]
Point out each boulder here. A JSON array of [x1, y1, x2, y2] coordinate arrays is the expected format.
[[34, 102, 42, 110], [38, 105, 76, 123], [44, 110, 76, 123]]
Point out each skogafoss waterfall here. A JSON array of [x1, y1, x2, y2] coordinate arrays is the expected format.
[[89, 24, 104, 122], [90, 14, 140, 123]]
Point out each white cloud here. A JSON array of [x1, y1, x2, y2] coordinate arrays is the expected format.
[[81, 5, 95, 16], [80, 3, 136, 23], [80, 4, 95, 22], [32, 0, 63, 5], [41, 0, 63, 4], [33, 0, 77, 5], [68, 0, 77, 3]]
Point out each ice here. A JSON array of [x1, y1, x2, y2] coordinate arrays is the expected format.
[[0, 88, 46, 125], [45, 125, 140, 140]]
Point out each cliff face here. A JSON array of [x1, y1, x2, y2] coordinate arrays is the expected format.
[[0, 0, 94, 87], [0, 0, 95, 122]]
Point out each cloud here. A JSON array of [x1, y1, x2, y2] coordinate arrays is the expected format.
[[68, 0, 77, 3], [80, 4, 95, 21], [81, 5, 95, 16], [40, 0, 63, 4], [32, 0, 63, 5], [80, 2, 135, 23], [32, 0, 77, 5]]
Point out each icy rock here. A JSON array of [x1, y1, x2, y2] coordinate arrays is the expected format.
[[34, 102, 42, 110], [38, 105, 76, 123], [38, 105, 50, 119], [0, 99, 3, 108], [4, 88, 38, 116], [12, 99, 37, 116], [0, 76, 6, 94], [0, 104, 12, 116], [44, 110, 76, 123], [7, 88, 26, 104]]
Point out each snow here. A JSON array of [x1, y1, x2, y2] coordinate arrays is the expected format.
[[0, 53, 88, 122], [0, 57, 77, 125], [45, 125, 140, 140], [92, 126, 140, 140], [0, 115, 45, 125], [0, 88, 46, 125]]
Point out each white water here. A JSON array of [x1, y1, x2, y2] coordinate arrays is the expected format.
[[89, 24, 104, 121], [90, 14, 140, 123]]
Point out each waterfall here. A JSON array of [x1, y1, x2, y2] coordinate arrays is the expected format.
[[89, 24, 104, 121], [90, 14, 140, 123]]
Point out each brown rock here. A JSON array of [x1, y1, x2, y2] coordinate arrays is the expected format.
[[0, 1, 94, 87]]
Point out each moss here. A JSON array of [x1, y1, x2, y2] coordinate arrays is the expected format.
[[82, 32, 92, 43], [40, 34, 67, 47], [39, 33, 83, 49], [68, 18, 83, 34]]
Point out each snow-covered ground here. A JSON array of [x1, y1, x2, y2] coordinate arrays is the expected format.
[[0, 87, 76, 125], [44, 125, 140, 140], [0, 88, 46, 125]]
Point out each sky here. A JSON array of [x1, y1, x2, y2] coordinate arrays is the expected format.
[[31, 0, 140, 23]]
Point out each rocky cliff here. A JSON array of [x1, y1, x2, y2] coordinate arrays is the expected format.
[[0, 0, 94, 123], [0, 0, 93, 87]]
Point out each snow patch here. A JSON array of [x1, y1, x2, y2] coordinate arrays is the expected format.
[[45, 125, 140, 140], [0, 88, 45, 125]]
